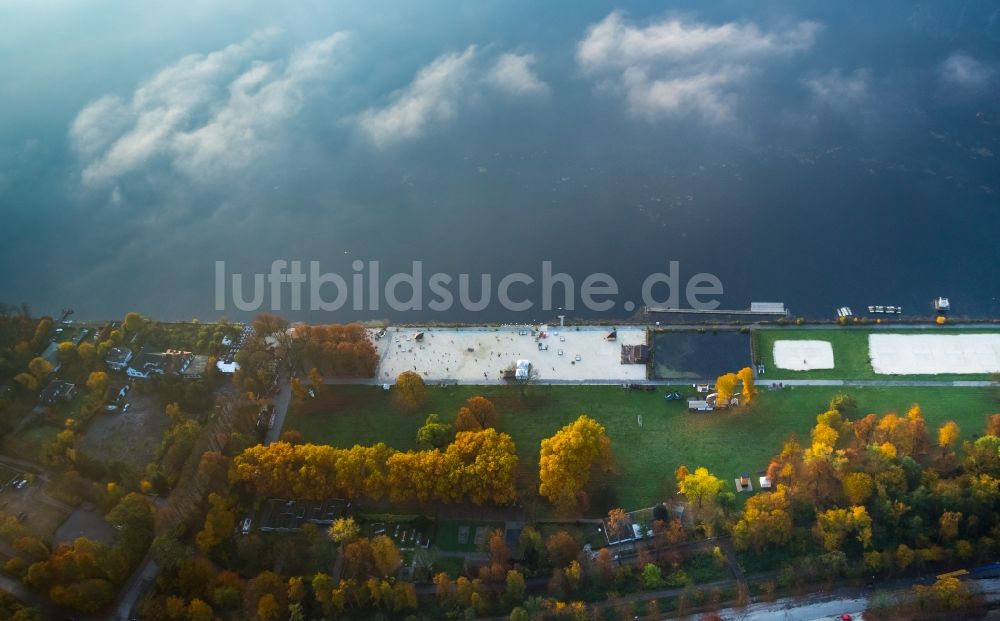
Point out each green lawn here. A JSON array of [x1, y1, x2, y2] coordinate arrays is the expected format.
[[755, 327, 1000, 380], [287, 384, 997, 515]]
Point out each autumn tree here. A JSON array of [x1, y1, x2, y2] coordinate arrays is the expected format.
[[606, 508, 631, 544], [912, 576, 978, 615], [85, 371, 108, 395], [290, 377, 307, 405], [189, 598, 213, 621], [307, 367, 324, 396], [123, 312, 146, 334], [196, 493, 235, 554], [56, 342, 78, 367], [370, 534, 402, 578], [939, 511, 962, 541], [986, 413, 1000, 437], [675, 464, 690, 488], [416, 413, 453, 449], [938, 421, 960, 452], [733, 484, 793, 551], [714, 372, 738, 407], [545, 531, 581, 568], [813, 506, 872, 552], [455, 396, 498, 431], [679, 467, 724, 509], [393, 370, 426, 410], [27, 357, 53, 381], [503, 569, 526, 606], [328, 518, 360, 544], [252, 313, 289, 339], [538, 415, 612, 512], [737, 366, 756, 404], [14, 372, 38, 392], [842, 472, 875, 505]]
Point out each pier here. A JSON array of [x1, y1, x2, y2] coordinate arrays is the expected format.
[[645, 302, 788, 317]]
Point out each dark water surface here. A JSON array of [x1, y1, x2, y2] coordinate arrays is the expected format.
[[0, 1, 997, 322]]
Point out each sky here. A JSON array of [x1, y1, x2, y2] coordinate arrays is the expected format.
[[1, 0, 998, 322]]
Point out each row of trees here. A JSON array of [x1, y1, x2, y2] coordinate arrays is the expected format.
[[252, 315, 378, 378], [231, 428, 519, 505]]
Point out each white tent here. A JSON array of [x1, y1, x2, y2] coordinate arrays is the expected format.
[[515, 359, 531, 379]]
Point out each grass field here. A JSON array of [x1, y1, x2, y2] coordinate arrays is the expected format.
[[287, 384, 998, 515], [755, 327, 1000, 380]]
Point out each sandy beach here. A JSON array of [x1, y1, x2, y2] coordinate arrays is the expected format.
[[773, 340, 835, 371], [869, 333, 1000, 375], [372, 325, 648, 383]]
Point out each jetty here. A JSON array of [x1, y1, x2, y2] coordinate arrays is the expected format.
[[645, 302, 787, 317]]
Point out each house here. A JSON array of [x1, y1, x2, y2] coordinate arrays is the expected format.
[[127, 351, 167, 379], [620, 344, 648, 364], [180, 355, 209, 379], [105, 347, 133, 371], [216, 360, 240, 375], [39, 380, 76, 406], [128, 349, 204, 379]]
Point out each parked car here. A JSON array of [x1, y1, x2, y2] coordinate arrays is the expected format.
[[664, 391, 683, 401]]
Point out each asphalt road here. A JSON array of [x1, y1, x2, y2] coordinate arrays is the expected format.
[[264, 372, 291, 445]]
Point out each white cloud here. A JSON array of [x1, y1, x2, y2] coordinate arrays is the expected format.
[[357, 46, 478, 147], [70, 30, 347, 186], [577, 11, 820, 122], [940, 53, 995, 88], [803, 68, 870, 107], [486, 52, 549, 97]]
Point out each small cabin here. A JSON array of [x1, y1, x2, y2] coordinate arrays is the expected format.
[[687, 399, 712, 412]]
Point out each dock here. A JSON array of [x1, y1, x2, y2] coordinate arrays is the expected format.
[[645, 301, 787, 317]]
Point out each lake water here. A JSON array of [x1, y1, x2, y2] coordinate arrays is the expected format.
[[0, 1, 997, 323]]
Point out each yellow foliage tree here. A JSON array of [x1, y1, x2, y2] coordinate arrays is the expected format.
[[842, 472, 875, 505], [714, 373, 738, 407], [938, 420, 960, 451], [736, 366, 756, 404], [393, 370, 426, 410], [939, 511, 962, 541], [814, 506, 872, 552], [733, 484, 793, 551], [538, 416, 612, 512], [85, 371, 108, 395], [678, 467, 724, 509]]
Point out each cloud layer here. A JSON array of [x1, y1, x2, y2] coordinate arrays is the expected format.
[[486, 53, 549, 97], [70, 30, 347, 186], [577, 11, 820, 122], [940, 53, 995, 88], [803, 68, 870, 108], [358, 47, 548, 146]]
